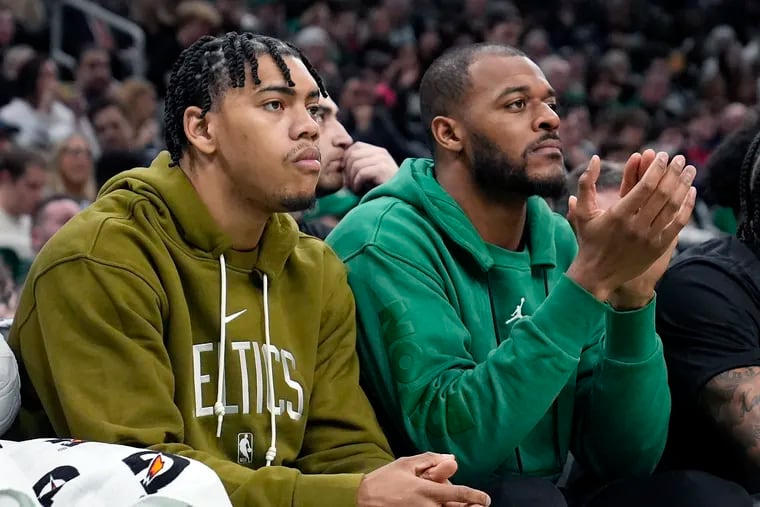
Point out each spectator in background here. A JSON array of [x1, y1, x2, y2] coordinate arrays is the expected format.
[[293, 26, 341, 95], [147, 0, 221, 97], [0, 55, 77, 150], [30, 194, 80, 254], [75, 45, 117, 107], [552, 159, 624, 215], [88, 97, 153, 165], [0, 44, 34, 107], [297, 96, 399, 238], [115, 77, 162, 150], [48, 133, 97, 205], [0, 119, 18, 154], [0, 148, 46, 267]]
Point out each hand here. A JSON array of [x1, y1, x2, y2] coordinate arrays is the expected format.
[[566, 152, 696, 302], [357, 452, 491, 507], [342, 142, 399, 194], [608, 150, 689, 309]]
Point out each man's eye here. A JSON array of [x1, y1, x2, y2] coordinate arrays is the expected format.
[[263, 101, 283, 111], [506, 99, 526, 110]]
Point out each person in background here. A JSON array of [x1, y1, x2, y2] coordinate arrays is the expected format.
[[9, 32, 490, 507], [297, 95, 399, 238], [116, 77, 163, 151], [48, 133, 97, 205], [0, 148, 47, 264], [30, 194, 81, 254], [0, 55, 77, 150]]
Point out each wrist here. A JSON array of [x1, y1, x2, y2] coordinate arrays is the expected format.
[[565, 263, 611, 302], [608, 287, 654, 310]]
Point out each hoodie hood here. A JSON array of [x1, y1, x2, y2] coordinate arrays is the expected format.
[[359, 157, 560, 271], [99, 151, 299, 278]]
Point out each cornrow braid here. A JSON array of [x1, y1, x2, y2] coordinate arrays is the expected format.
[[737, 130, 760, 243], [164, 32, 327, 167], [259, 37, 295, 87]]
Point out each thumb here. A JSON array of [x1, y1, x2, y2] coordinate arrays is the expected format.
[[567, 195, 578, 224], [575, 155, 600, 217], [420, 457, 458, 482], [403, 452, 457, 475]]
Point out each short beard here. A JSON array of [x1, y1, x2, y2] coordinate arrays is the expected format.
[[469, 131, 566, 203], [279, 194, 317, 212]]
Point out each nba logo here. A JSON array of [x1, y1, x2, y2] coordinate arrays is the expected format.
[[237, 433, 253, 464]]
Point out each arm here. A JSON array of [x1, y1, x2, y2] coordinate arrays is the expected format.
[[572, 300, 670, 479], [11, 259, 365, 507], [656, 256, 760, 487], [295, 259, 394, 474], [702, 367, 760, 473], [342, 244, 607, 483]]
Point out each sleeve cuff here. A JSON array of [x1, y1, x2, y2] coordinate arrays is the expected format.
[[603, 294, 658, 362], [294, 473, 363, 507], [532, 275, 607, 357]]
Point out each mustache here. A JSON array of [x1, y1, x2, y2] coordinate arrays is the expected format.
[[283, 144, 322, 163], [524, 134, 561, 153]]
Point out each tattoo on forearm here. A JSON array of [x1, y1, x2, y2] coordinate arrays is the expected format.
[[703, 367, 760, 466]]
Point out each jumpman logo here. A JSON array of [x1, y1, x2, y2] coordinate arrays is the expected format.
[[505, 297, 526, 325], [237, 433, 253, 464]]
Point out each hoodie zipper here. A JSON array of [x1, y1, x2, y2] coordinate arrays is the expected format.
[[487, 274, 524, 473]]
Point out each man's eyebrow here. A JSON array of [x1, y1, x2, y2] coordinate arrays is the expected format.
[[255, 85, 322, 100], [256, 85, 296, 96], [496, 85, 557, 100]]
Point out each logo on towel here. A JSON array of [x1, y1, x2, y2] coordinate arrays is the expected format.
[[238, 432, 253, 464], [33, 466, 81, 506], [123, 451, 190, 494]]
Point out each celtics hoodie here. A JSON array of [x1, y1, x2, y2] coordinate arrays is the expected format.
[[9, 152, 393, 506], [327, 158, 670, 486]]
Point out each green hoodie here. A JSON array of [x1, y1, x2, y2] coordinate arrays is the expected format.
[[9, 152, 393, 506], [326, 158, 670, 487]]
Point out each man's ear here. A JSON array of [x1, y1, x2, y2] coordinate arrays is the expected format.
[[431, 116, 464, 153], [183, 106, 216, 156]]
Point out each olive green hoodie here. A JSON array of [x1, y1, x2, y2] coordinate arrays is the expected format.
[[9, 152, 393, 506]]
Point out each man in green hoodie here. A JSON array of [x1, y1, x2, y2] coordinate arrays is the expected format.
[[327, 44, 750, 506], [7, 33, 491, 507]]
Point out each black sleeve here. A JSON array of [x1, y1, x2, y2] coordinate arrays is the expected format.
[[656, 259, 760, 399]]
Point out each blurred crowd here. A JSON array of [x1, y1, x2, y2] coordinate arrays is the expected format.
[[0, 0, 758, 316]]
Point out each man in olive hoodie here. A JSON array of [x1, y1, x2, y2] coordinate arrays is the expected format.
[[7, 33, 490, 507], [327, 44, 750, 506]]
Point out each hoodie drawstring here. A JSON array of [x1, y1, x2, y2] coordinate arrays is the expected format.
[[214, 255, 278, 466], [262, 273, 278, 466], [214, 254, 229, 438]]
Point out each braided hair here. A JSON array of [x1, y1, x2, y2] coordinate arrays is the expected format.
[[737, 129, 760, 243], [164, 32, 327, 167]]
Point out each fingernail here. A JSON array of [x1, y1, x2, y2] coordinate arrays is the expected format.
[[682, 166, 696, 180], [657, 152, 668, 164]]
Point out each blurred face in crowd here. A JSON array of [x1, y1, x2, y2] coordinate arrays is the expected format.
[[453, 54, 565, 201], [93, 105, 135, 152], [59, 135, 94, 187], [315, 97, 352, 196], [36, 60, 58, 100], [1, 162, 47, 216], [31, 198, 81, 253], [77, 48, 112, 96], [0, 9, 14, 47], [134, 88, 158, 125]]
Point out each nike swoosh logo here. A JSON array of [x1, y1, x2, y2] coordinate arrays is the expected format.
[[225, 309, 247, 324]]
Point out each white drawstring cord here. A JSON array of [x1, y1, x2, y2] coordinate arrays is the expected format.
[[214, 254, 228, 438], [263, 273, 278, 466]]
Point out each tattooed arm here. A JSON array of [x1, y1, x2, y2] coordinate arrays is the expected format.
[[702, 367, 760, 480]]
